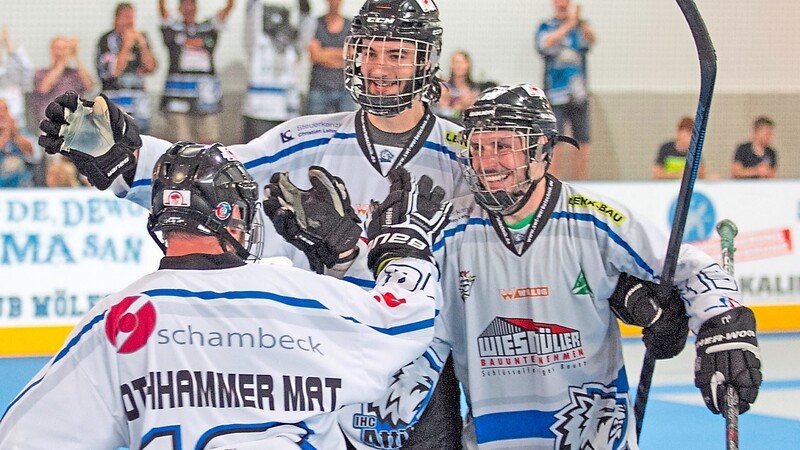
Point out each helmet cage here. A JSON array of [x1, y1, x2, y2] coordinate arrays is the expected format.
[[458, 126, 550, 216], [344, 0, 443, 116]]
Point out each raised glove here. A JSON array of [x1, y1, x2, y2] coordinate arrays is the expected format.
[[609, 273, 689, 359], [38, 91, 141, 190], [367, 168, 452, 276], [263, 166, 362, 274], [695, 306, 761, 414]]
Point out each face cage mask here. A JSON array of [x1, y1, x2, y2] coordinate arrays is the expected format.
[[344, 34, 438, 117], [458, 127, 551, 216]]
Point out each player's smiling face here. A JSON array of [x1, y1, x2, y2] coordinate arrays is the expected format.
[[468, 130, 530, 194], [360, 38, 418, 97]]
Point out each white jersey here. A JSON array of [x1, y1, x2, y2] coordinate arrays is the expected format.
[[242, 0, 312, 121], [0, 255, 440, 450], [434, 176, 741, 450], [108, 107, 470, 448], [114, 109, 470, 274]]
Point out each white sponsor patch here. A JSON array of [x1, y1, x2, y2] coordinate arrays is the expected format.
[[522, 84, 546, 98], [163, 190, 191, 206], [416, 0, 437, 12]]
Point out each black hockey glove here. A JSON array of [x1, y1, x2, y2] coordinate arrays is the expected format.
[[367, 168, 452, 277], [263, 166, 362, 274], [695, 306, 761, 414], [38, 91, 141, 190], [609, 273, 689, 359]]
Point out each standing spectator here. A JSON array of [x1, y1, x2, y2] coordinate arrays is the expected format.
[[158, 0, 235, 143], [434, 50, 480, 122], [731, 115, 778, 179], [0, 26, 33, 131], [535, 0, 595, 180], [652, 116, 708, 180], [97, 2, 157, 133], [33, 37, 95, 127], [0, 98, 40, 187], [307, 0, 356, 114], [242, 0, 314, 142]]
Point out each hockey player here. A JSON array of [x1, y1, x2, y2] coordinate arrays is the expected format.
[[37, 1, 465, 448], [430, 84, 762, 448], [0, 142, 451, 449]]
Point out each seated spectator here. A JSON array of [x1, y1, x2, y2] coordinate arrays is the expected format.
[[731, 115, 777, 179], [33, 36, 95, 126], [434, 50, 480, 121], [0, 25, 33, 131], [652, 116, 707, 179], [45, 158, 83, 187], [0, 98, 40, 187]]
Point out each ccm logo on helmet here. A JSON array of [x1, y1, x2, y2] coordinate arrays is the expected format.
[[105, 295, 157, 354], [366, 17, 395, 24], [369, 232, 427, 251]]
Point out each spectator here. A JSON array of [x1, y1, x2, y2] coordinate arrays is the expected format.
[[97, 2, 157, 133], [0, 98, 40, 187], [242, 0, 313, 142], [535, 0, 595, 180], [33, 37, 95, 127], [731, 115, 778, 179], [0, 26, 33, 131], [45, 158, 83, 187], [652, 116, 707, 179], [434, 50, 480, 121], [307, 0, 356, 114], [158, 0, 235, 143]]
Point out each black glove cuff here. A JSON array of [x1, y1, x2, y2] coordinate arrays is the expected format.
[[69, 144, 136, 191], [367, 227, 432, 276], [696, 307, 758, 350]]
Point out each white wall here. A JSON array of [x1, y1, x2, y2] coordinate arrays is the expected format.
[[5, 0, 800, 94]]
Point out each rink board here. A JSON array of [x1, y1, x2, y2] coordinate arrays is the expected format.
[[2, 182, 799, 356]]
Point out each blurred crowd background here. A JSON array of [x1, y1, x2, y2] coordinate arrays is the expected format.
[[1, 0, 797, 188]]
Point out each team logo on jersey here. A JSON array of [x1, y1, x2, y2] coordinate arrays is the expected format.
[[568, 195, 626, 225], [551, 382, 628, 450], [214, 201, 232, 220], [163, 189, 191, 206], [350, 353, 439, 449], [571, 269, 592, 295], [498, 286, 550, 300], [379, 149, 395, 163], [280, 129, 294, 143], [105, 295, 156, 354], [459, 270, 476, 302], [376, 262, 425, 293], [477, 318, 585, 368]]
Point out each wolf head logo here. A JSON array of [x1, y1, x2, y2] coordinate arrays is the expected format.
[[552, 383, 628, 450]]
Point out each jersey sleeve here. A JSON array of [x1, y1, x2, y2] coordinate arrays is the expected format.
[[594, 196, 741, 334], [0, 310, 127, 449], [109, 134, 174, 209]]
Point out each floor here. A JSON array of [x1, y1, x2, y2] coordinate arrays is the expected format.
[[1, 333, 798, 449]]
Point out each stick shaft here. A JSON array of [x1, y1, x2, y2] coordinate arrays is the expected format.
[[635, 0, 717, 439], [717, 219, 739, 450]]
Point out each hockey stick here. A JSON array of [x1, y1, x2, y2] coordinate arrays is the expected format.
[[634, 0, 717, 439], [717, 219, 740, 450]]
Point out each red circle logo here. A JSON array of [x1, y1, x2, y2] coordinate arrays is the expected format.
[[105, 295, 156, 354]]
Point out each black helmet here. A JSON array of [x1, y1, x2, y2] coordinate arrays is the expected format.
[[148, 142, 262, 260], [459, 84, 578, 215], [344, 0, 443, 116]]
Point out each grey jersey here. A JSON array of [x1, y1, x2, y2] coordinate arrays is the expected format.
[[435, 176, 741, 449]]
